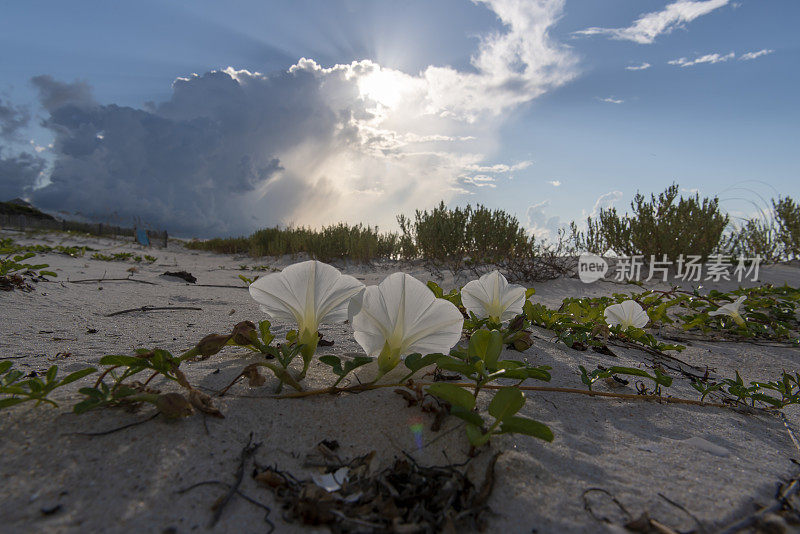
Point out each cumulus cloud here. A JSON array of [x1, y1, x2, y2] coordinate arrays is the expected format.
[[739, 49, 773, 60], [599, 97, 624, 104], [625, 62, 651, 71], [526, 200, 565, 241], [20, 0, 577, 237], [574, 0, 729, 44], [548, 180, 561, 187], [588, 190, 623, 217], [527, 190, 626, 241], [668, 52, 735, 67]]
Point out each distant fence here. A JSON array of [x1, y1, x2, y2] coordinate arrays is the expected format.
[[0, 213, 168, 248]]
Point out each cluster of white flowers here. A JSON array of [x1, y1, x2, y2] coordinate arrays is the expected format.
[[603, 296, 747, 329], [248, 261, 528, 379], [249, 260, 747, 379]]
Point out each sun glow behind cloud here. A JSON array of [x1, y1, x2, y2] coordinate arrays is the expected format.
[[358, 68, 414, 111], [10, 0, 579, 236]]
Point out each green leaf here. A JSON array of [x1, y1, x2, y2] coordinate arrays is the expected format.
[[436, 355, 476, 377], [99, 354, 146, 367], [426, 280, 444, 298], [319, 355, 343, 375], [449, 406, 484, 426], [45, 366, 58, 384], [652, 368, 673, 387], [262, 362, 302, 391], [258, 320, 275, 346], [112, 385, 137, 399], [495, 359, 524, 369], [465, 423, 491, 447], [750, 393, 782, 407], [579, 365, 593, 389], [0, 361, 12, 374], [39, 271, 57, 278], [58, 367, 97, 386], [427, 383, 476, 410], [342, 356, 373, 374], [499, 416, 553, 442], [488, 387, 525, 421], [525, 287, 536, 299], [78, 387, 106, 400], [468, 329, 503, 370], [2, 369, 24, 385], [500, 365, 551, 382], [27, 379, 43, 393], [608, 366, 652, 380], [0, 397, 28, 409], [403, 353, 442, 374], [0, 385, 28, 395]]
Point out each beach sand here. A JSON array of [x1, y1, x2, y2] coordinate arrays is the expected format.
[[1, 228, 800, 533]]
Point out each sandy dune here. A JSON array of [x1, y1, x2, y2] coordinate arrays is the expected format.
[[1, 229, 799, 533]]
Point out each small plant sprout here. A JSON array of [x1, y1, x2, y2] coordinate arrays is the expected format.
[[1, 362, 96, 408], [427, 329, 553, 446], [460, 270, 526, 324], [578, 365, 672, 393], [249, 260, 364, 379], [349, 272, 464, 380], [604, 300, 649, 330], [708, 295, 747, 326]]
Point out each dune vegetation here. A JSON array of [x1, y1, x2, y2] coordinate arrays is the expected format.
[[185, 184, 800, 283]]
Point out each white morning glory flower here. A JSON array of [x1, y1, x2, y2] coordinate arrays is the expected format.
[[604, 300, 649, 330], [460, 270, 526, 323], [708, 296, 747, 326], [349, 272, 464, 378], [249, 260, 364, 377]]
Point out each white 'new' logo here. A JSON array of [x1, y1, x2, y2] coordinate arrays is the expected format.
[[578, 253, 608, 283]]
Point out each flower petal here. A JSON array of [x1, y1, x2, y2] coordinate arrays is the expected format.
[[499, 285, 526, 321], [249, 272, 305, 325], [605, 300, 647, 329], [631, 306, 650, 328], [603, 303, 626, 327], [403, 297, 464, 354], [461, 279, 493, 317], [460, 270, 525, 322], [249, 260, 364, 330], [352, 273, 463, 357]]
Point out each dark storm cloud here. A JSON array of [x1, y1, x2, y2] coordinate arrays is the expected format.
[[31, 75, 95, 112], [28, 67, 364, 236], [0, 98, 31, 140], [0, 148, 45, 200]]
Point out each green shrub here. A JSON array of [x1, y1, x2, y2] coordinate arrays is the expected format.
[[723, 218, 780, 261], [400, 202, 472, 271], [186, 224, 398, 263], [185, 236, 250, 255], [465, 205, 530, 266], [398, 202, 531, 274], [575, 183, 729, 260], [774, 196, 800, 259]]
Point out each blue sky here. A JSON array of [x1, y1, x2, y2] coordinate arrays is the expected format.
[[0, 0, 797, 237]]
